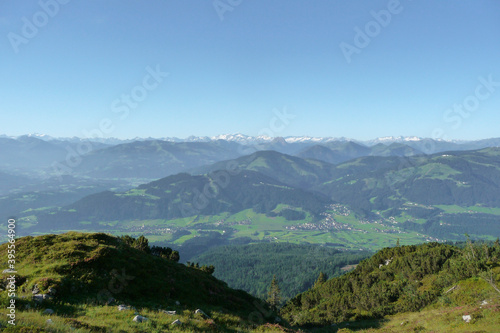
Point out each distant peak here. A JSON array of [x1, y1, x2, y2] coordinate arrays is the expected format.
[[271, 136, 287, 144], [0, 133, 492, 145]]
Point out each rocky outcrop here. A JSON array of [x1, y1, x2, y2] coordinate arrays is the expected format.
[[133, 315, 148, 323]]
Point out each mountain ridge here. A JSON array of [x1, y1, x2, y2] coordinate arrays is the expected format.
[[4, 133, 500, 147]]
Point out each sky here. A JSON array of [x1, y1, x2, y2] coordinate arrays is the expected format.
[[1, 0, 499, 141]]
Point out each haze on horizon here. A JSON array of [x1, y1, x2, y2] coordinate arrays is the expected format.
[[1, 0, 499, 141]]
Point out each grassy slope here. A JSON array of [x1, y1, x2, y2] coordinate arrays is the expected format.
[[1, 234, 499, 332], [321, 277, 500, 333], [0, 232, 279, 332]]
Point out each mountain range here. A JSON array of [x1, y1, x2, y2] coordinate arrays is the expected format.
[[2, 134, 499, 180], [1, 134, 500, 256], [1, 134, 500, 332], [16, 147, 499, 255], [6, 132, 500, 146]]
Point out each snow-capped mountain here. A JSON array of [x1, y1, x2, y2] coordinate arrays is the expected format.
[[362, 136, 425, 146], [164, 134, 353, 145], [3, 133, 496, 148]]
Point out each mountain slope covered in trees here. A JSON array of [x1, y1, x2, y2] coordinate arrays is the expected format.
[[191, 243, 371, 300], [69, 140, 244, 179], [296, 141, 423, 165], [280, 240, 500, 327], [192, 150, 338, 189], [317, 147, 500, 209], [35, 170, 331, 230]]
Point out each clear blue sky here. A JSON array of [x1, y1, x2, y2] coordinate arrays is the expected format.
[[1, 0, 499, 140]]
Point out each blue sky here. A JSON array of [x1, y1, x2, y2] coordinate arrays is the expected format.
[[1, 0, 499, 140]]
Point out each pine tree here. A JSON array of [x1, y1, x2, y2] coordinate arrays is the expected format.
[[267, 275, 281, 311], [169, 250, 180, 262], [134, 235, 150, 253], [313, 272, 327, 288]]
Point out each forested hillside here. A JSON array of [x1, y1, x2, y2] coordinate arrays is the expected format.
[[281, 240, 500, 327], [297, 141, 423, 165], [315, 148, 500, 239], [35, 170, 330, 230], [191, 243, 371, 299], [192, 150, 338, 190]]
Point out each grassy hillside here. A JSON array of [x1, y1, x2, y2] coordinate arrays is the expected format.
[[319, 147, 500, 208], [316, 148, 500, 239], [306, 287, 500, 332], [0, 232, 279, 332], [2, 234, 498, 332]]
